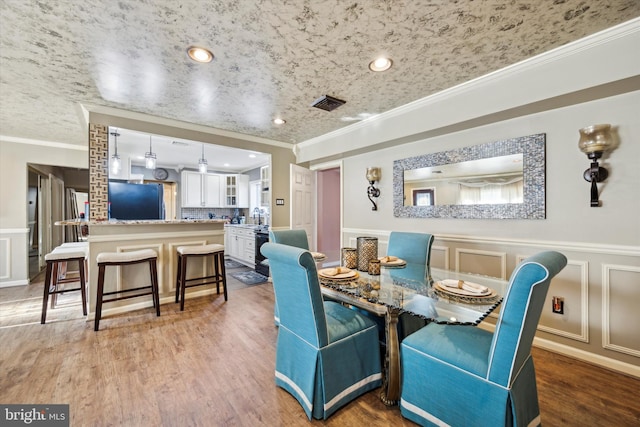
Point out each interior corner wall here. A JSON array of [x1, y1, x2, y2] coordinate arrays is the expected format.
[[339, 90, 640, 372], [0, 139, 88, 287]]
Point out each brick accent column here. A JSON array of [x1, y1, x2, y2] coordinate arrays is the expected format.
[[89, 124, 109, 220]]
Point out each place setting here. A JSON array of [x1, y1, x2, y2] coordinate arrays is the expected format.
[[433, 279, 500, 304], [317, 267, 360, 287], [311, 251, 326, 262], [378, 255, 406, 268]]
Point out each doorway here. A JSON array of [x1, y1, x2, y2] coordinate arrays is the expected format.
[[27, 164, 89, 281], [316, 167, 341, 266]]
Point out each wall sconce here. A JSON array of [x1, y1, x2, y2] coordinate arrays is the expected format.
[[578, 124, 613, 207], [366, 167, 381, 211]]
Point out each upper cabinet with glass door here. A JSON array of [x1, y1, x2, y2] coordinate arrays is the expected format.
[[260, 165, 270, 207]]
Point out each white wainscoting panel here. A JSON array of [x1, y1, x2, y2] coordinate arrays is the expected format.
[[602, 263, 640, 357], [537, 258, 589, 343], [455, 248, 507, 280]]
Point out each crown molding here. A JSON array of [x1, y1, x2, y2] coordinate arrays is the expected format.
[[0, 135, 88, 151]]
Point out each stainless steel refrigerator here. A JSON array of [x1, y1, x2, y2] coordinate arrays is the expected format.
[[108, 181, 164, 220]]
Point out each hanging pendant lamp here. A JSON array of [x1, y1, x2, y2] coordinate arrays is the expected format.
[[110, 129, 121, 175], [198, 143, 208, 173], [145, 135, 157, 169]]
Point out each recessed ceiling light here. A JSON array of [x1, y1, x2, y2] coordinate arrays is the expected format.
[[273, 118, 286, 125], [369, 57, 392, 72], [249, 154, 257, 158], [187, 46, 213, 63]]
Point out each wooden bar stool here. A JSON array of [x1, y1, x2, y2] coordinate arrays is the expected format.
[[95, 249, 160, 331], [175, 243, 227, 311], [41, 246, 88, 324]]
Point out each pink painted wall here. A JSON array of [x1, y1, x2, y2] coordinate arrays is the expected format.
[[317, 167, 340, 261]]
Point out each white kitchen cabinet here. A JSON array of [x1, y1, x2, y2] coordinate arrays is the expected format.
[[203, 173, 222, 207], [225, 225, 255, 267], [181, 171, 222, 208], [222, 174, 249, 208]]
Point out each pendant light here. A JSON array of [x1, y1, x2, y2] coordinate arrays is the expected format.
[[110, 129, 121, 175], [145, 135, 157, 169], [198, 143, 208, 173]]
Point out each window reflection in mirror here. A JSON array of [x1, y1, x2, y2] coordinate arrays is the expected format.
[[403, 154, 523, 206], [393, 133, 546, 219]]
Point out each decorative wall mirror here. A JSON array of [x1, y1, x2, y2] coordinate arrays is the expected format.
[[393, 133, 546, 219]]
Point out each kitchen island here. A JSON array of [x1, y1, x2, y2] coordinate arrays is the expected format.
[[58, 219, 227, 320]]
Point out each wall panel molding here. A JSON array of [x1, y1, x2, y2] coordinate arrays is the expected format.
[[536, 257, 589, 343], [0, 238, 10, 280], [455, 248, 507, 279], [602, 263, 640, 357]]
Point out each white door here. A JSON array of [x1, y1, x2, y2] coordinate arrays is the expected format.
[[290, 163, 316, 250], [49, 174, 65, 248]]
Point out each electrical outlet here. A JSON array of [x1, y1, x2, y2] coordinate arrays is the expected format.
[[552, 296, 564, 314]]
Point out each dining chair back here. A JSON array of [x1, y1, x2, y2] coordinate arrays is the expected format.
[[269, 229, 309, 250], [261, 242, 382, 420], [387, 231, 434, 265], [386, 231, 435, 338], [268, 229, 310, 324], [400, 250, 567, 427]]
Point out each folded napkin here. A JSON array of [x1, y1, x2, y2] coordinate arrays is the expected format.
[[379, 255, 399, 263], [440, 279, 488, 294], [322, 267, 351, 277]]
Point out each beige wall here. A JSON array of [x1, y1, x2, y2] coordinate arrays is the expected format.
[[338, 90, 640, 367], [0, 140, 88, 285]]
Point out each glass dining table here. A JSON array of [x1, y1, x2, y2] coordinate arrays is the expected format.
[[318, 263, 509, 406]]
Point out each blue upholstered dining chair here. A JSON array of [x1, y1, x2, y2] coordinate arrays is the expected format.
[[399, 251, 567, 427], [260, 242, 382, 420], [269, 229, 309, 250], [387, 231, 434, 266], [268, 229, 309, 325], [386, 231, 435, 338]]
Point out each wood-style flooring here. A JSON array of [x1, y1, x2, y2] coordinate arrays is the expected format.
[[1, 270, 639, 426]]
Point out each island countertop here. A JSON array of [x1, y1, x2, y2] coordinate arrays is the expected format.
[[55, 218, 229, 226], [72, 218, 227, 318]]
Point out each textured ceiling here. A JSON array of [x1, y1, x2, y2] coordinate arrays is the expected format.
[[1, 1, 639, 147]]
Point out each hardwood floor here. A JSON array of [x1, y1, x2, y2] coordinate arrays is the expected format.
[[1, 273, 638, 426]]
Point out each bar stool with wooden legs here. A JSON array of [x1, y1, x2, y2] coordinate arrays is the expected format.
[[175, 243, 227, 311], [41, 246, 88, 324], [94, 248, 160, 331]]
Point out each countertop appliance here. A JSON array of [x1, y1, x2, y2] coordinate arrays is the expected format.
[[108, 181, 164, 220]]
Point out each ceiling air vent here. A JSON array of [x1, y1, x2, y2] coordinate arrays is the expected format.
[[311, 95, 346, 112]]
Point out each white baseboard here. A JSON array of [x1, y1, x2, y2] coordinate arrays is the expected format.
[[478, 321, 639, 378], [0, 279, 29, 288]]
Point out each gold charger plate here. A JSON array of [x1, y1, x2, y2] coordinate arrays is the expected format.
[[318, 268, 359, 280], [378, 257, 406, 267], [434, 282, 496, 298]]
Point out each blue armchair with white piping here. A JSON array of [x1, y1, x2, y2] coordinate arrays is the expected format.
[[400, 250, 567, 427], [261, 242, 382, 419]]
